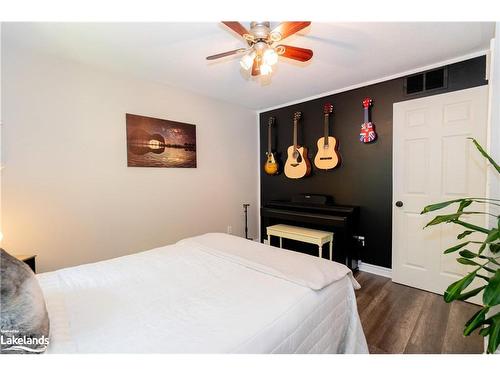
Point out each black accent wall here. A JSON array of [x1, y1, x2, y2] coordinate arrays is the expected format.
[[259, 56, 487, 268]]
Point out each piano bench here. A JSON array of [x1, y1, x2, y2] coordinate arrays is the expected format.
[[266, 224, 334, 261]]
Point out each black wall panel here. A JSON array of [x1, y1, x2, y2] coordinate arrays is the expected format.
[[259, 56, 487, 268]]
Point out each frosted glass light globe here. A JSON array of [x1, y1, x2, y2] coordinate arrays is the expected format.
[[260, 63, 272, 75], [240, 52, 256, 70], [263, 48, 278, 66]]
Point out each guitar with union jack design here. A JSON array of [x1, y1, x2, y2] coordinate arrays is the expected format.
[[360, 98, 377, 143]]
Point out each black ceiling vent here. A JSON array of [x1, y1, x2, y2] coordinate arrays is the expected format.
[[405, 67, 448, 95], [406, 73, 424, 94]]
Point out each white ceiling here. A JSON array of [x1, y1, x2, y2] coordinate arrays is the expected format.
[[3, 22, 495, 110]]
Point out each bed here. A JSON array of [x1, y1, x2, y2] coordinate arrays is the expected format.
[[36, 233, 368, 353]]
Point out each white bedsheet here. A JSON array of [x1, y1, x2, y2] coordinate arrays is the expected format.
[[37, 233, 368, 353]]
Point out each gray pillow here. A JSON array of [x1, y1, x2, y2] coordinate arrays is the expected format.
[[0, 249, 50, 354]]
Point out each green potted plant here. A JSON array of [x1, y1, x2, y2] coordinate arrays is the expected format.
[[421, 138, 499, 353]]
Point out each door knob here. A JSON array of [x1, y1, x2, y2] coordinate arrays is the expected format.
[[395, 201, 404, 208]]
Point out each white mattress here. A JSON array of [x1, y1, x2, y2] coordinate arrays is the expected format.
[[37, 233, 368, 353]]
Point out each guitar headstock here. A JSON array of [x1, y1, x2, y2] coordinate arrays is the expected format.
[[268, 116, 275, 127], [362, 97, 373, 109], [293, 111, 302, 121], [323, 103, 333, 115]]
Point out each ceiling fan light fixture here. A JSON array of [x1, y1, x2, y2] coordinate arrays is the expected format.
[[262, 48, 278, 66], [260, 63, 272, 76], [240, 51, 256, 70], [208, 21, 313, 80]]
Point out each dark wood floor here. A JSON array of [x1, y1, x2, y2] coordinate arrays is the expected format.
[[354, 271, 484, 354]]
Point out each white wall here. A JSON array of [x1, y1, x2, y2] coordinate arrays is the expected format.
[[0, 24, 3, 240], [1, 46, 258, 272], [486, 24, 500, 354], [488, 29, 500, 219]]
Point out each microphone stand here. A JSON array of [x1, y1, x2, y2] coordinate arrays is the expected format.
[[243, 204, 252, 240]]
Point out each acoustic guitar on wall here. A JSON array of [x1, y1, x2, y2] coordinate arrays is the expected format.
[[314, 103, 340, 170], [264, 116, 279, 175], [284, 111, 311, 179]]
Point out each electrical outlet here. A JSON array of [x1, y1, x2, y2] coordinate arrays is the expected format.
[[354, 235, 365, 247], [226, 225, 232, 234]]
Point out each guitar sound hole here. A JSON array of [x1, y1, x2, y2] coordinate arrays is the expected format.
[[293, 151, 302, 163]]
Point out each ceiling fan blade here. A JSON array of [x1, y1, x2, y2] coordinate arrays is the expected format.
[[221, 21, 250, 38], [277, 45, 313, 62], [206, 48, 247, 60], [251, 57, 261, 76], [270, 22, 311, 41]]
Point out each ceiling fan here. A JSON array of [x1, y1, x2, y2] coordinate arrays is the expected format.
[[206, 21, 313, 77]]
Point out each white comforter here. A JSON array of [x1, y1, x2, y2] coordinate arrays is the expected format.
[[37, 233, 368, 353]]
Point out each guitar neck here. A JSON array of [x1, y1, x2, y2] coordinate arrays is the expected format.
[[364, 108, 369, 123], [323, 114, 329, 146], [267, 124, 272, 154], [293, 119, 298, 150]]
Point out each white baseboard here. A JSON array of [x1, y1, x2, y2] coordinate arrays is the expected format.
[[358, 261, 392, 279]]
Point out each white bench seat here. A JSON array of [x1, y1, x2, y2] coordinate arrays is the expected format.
[[266, 224, 334, 261]]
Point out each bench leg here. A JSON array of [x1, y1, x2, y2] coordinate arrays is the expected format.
[[318, 244, 322, 259], [329, 241, 333, 261], [267, 234, 271, 245], [279, 237, 283, 248]]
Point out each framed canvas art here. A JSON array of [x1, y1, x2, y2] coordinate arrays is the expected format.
[[126, 113, 196, 168]]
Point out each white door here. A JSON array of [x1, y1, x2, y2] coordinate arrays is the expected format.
[[392, 86, 489, 303]]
